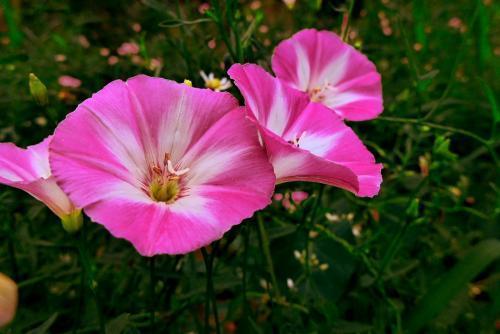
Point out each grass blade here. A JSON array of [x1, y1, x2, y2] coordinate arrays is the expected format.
[[405, 239, 500, 333]]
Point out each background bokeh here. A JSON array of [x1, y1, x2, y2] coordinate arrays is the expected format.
[[0, 0, 499, 333]]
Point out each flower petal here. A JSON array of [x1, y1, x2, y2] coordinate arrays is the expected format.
[[50, 76, 240, 209], [72, 110, 274, 256], [229, 63, 382, 197], [180, 108, 276, 192], [51, 76, 274, 255], [272, 29, 383, 121], [0, 137, 75, 217], [125, 75, 239, 163], [256, 123, 360, 194], [228, 63, 309, 136], [284, 102, 383, 197]]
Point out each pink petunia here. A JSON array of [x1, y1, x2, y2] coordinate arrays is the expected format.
[[228, 64, 382, 197], [0, 136, 78, 219], [117, 42, 140, 56], [58, 75, 82, 88], [49, 75, 275, 256], [272, 29, 383, 121]]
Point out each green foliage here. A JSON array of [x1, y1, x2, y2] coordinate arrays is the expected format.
[[0, 0, 498, 333]]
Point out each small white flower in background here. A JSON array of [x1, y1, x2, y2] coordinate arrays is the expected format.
[[352, 224, 363, 238], [286, 278, 295, 289], [200, 71, 232, 91], [325, 212, 340, 222], [293, 250, 303, 262]]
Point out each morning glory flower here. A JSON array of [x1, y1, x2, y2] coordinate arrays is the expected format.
[[49, 75, 275, 256], [0, 136, 81, 231], [228, 64, 382, 197], [272, 29, 383, 121]]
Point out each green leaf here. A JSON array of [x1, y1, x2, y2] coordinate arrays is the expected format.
[[26, 313, 58, 334], [311, 224, 357, 302], [405, 239, 500, 333], [480, 80, 499, 124], [0, 0, 23, 47], [106, 313, 131, 334], [412, 0, 427, 49]]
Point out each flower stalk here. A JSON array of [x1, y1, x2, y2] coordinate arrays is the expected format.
[[75, 221, 105, 334], [257, 213, 281, 299], [201, 246, 221, 334]]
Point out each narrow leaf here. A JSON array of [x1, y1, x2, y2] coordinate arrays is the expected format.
[[405, 239, 500, 333]]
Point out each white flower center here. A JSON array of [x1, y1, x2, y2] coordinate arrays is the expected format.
[[308, 82, 332, 103]]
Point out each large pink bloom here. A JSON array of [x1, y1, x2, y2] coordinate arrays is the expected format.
[[0, 136, 77, 219], [49, 75, 275, 256], [272, 29, 383, 121], [228, 64, 382, 197]]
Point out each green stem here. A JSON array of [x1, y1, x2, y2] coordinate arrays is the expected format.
[[340, 0, 356, 42], [0, 0, 23, 47], [422, 1, 481, 121], [256, 213, 281, 299], [375, 180, 427, 282], [76, 223, 105, 334], [242, 222, 250, 311], [73, 265, 84, 334], [210, 0, 238, 62], [149, 256, 156, 334], [7, 217, 19, 280], [305, 185, 325, 277], [377, 116, 499, 165], [201, 247, 221, 334]]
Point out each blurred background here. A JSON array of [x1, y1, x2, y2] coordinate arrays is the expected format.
[[0, 0, 499, 333]]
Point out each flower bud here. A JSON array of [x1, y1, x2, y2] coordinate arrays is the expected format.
[[29, 73, 48, 106], [0, 273, 18, 327], [61, 209, 83, 233]]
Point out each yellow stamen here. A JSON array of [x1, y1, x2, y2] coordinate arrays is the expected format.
[[149, 177, 180, 203], [205, 78, 222, 90]]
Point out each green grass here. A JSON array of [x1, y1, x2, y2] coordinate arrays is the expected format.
[[0, 0, 499, 333]]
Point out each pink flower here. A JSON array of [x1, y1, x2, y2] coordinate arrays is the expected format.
[[0, 136, 78, 219], [228, 64, 382, 197], [54, 54, 67, 62], [291, 191, 308, 204], [99, 48, 110, 57], [272, 29, 383, 121], [108, 56, 119, 65], [78, 35, 90, 48], [448, 17, 463, 29], [117, 42, 140, 56], [58, 75, 82, 88], [282, 196, 292, 210], [49, 75, 275, 256], [132, 23, 142, 32], [273, 193, 283, 201], [198, 3, 210, 14], [149, 58, 162, 71]]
